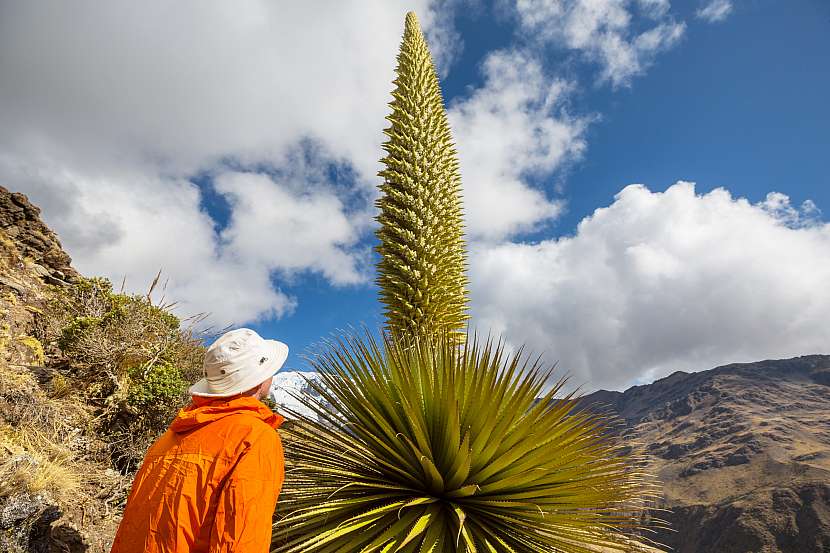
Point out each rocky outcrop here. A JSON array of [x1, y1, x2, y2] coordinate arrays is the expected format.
[[0, 186, 110, 553], [659, 483, 830, 553], [0, 186, 78, 286], [0, 492, 88, 553], [581, 356, 830, 552]]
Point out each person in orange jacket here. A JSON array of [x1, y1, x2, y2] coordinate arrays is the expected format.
[[111, 328, 289, 553]]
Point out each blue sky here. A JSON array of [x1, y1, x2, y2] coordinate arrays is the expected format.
[[2, 1, 829, 390], [247, 0, 830, 375], [446, 0, 830, 232]]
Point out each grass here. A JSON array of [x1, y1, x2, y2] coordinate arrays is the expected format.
[[0, 271, 205, 546], [0, 425, 82, 501], [0, 364, 89, 506]]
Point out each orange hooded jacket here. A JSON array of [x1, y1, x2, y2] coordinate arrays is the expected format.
[[111, 395, 285, 553]]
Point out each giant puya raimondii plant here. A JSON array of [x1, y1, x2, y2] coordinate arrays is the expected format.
[[375, 11, 468, 340], [273, 12, 662, 553]]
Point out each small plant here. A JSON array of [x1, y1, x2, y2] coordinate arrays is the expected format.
[[58, 315, 102, 351], [127, 362, 188, 409]]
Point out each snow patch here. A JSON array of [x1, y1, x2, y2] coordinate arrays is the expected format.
[[270, 371, 327, 421]]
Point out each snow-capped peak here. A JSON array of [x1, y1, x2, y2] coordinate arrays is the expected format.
[[269, 370, 327, 421]]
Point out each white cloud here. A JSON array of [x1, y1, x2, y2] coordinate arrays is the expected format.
[[637, 0, 671, 19], [0, 2, 458, 181], [470, 182, 830, 391], [696, 0, 733, 23], [0, 1, 455, 325], [0, 156, 297, 325], [0, 1, 595, 321], [514, 0, 686, 86], [0, 152, 371, 326], [214, 170, 367, 288], [449, 50, 588, 240]]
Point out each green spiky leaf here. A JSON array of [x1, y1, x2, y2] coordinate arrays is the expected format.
[[272, 333, 664, 553]]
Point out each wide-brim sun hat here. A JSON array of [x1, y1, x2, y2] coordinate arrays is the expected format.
[[190, 328, 289, 397]]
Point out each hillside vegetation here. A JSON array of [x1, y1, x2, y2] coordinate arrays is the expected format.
[[0, 186, 204, 552]]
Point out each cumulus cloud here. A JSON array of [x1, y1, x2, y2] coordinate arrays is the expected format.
[[0, 1, 458, 180], [514, 0, 686, 86], [0, 0, 596, 323], [215, 170, 367, 288], [696, 0, 733, 23], [470, 182, 830, 391], [449, 50, 588, 240], [0, 152, 369, 326], [0, 1, 454, 325]]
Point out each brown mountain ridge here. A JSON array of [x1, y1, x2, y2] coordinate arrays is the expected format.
[[581, 355, 830, 552]]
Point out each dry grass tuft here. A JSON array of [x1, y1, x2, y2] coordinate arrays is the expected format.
[[0, 358, 131, 540], [0, 426, 82, 502]]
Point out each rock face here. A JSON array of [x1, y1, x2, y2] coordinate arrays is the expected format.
[[0, 186, 78, 285], [0, 186, 97, 553], [580, 355, 830, 553]]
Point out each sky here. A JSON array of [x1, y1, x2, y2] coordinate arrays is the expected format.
[[1, 0, 828, 391]]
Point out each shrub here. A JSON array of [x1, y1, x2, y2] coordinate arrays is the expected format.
[[127, 362, 188, 408], [35, 276, 205, 471]]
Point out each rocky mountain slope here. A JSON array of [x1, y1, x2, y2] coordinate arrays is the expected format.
[[580, 356, 830, 552], [0, 186, 109, 553], [0, 186, 204, 552], [272, 355, 830, 552]]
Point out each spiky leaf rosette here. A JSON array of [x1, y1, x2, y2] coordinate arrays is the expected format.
[[272, 333, 663, 553], [376, 12, 469, 339]]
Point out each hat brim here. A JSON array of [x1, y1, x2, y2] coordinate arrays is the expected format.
[[189, 339, 289, 397]]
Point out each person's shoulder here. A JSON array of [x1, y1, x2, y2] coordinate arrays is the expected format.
[[228, 411, 278, 445]]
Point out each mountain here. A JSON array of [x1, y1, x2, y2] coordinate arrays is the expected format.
[[579, 355, 830, 552], [271, 371, 330, 422], [273, 356, 830, 552]]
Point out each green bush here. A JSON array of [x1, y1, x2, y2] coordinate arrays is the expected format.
[[58, 315, 102, 351], [35, 276, 205, 472], [127, 362, 188, 408]]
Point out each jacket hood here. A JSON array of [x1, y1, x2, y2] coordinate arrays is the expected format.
[[170, 395, 284, 434]]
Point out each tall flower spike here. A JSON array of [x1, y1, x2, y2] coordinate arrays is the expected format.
[[376, 11, 469, 339]]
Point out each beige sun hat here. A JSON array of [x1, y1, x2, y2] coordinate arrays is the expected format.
[[189, 328, 289, 397]]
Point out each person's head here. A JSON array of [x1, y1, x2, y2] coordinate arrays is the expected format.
[[189, 328, 288, 401]]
